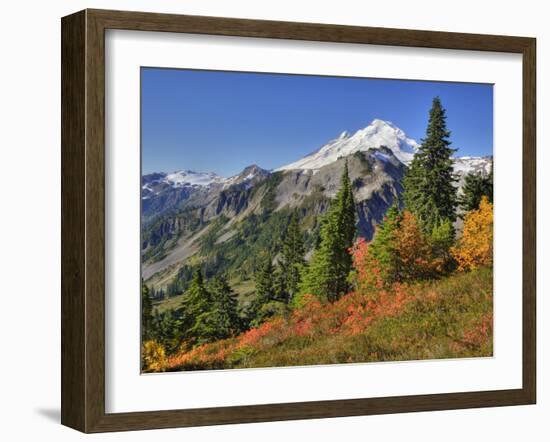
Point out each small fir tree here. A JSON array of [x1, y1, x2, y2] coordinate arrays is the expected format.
[[369, 203, 402, 283], [209, 274, 241, 339]]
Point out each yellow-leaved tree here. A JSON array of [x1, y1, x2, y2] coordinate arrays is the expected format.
[[451, 196, 493, 271], [142, 340, 167, 372]]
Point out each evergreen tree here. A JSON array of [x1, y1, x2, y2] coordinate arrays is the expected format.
[[151, 309, 185, 354], [254, 253, 276, 304], [458, 163, 493, 213], [209, 275, 241, 339], [181, 269, 216, 344], [300, 162, 356, 302], [141, 282, 153, 341], [403, 97, 458, 232], [249, 253, 287, 326], [279, 211, 305, 303], [370, 203, 402, 283], [430, 217, 455, 267], [182, 270, 209, 316]]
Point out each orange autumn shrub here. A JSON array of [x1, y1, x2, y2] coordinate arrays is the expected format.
[[237, 317, 288, 349], [336, 283, 417, 336], [166, 337, 236, 370], [395, 211, 443, 280], [452, 196, 493, 271], [349, 238, 384, 294]]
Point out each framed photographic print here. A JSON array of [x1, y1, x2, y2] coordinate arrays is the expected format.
[[61, 9, 536, 433]]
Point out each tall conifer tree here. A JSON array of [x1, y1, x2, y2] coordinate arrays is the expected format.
[[403, 97, 458, 232], [301, 162, 356, 302], [182, 270, 209, 317], [182, 269, 216, 343], [254, 253, 276, 303], [209, 275, 240, 339], [279, 211, 305, 302], [141, 282, 153, 341]]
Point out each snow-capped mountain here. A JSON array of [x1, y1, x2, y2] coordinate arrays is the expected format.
[[276, 118, 492, 177], [223, 165, 270, 189], [163, 170, 225, 187], [141, 170, 224, 198], [277, 119, 419, 171], [453, 156, 492, 176], [142, 119, 491, 223], [142, 166, 270, 198], [142, 120, 491, 200], [141, 165, 272, 221]]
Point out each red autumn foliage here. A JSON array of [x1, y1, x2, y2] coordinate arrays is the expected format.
[[462, 312, 493, 347], [165, 278, 419, 370]]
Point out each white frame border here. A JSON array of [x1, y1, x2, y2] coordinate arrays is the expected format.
[[105, 29, 523, 413]]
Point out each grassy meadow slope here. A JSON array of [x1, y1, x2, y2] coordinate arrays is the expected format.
[[158, 267, 492, 372]]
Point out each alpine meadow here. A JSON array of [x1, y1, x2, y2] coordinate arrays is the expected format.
[[140, 69, 494, 373]]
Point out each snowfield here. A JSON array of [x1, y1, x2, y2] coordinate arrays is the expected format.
[[276, 119, 419, 170]]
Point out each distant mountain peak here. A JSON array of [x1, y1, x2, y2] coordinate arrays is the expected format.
[[277, 119, 419, 171], [164, 170, 225, 187], [223, 164, 270, 188]]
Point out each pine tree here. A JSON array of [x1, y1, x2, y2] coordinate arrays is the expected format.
[[209, 275, 240, 339], [403, 97, 458, 232], [458, 162, 493, 213], [279, 211, 305, 303], [300, 162, 356, 302], [254, 253, 276, 304], [370, 203, 402, 283], [182, 270, 209, 316], [249, 253, 286, 326], [141, 282, 153, 341], [152, 309, 185, 353], [430, 216, 455, 269], [181, 269, 216, 344], [337, 161, 357, 285]]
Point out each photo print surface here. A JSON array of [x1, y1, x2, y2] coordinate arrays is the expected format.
[[140, 68, 494, 373]]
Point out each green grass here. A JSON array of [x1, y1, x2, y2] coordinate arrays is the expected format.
[[152, 293, 186, 314], [153, 277, 256, 314]]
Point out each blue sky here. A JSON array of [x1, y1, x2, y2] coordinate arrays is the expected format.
[[141, 68, 493, 176]]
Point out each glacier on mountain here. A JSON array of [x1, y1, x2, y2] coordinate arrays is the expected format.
[[276, 119, 419, 171]]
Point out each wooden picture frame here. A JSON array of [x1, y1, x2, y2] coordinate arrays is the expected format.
[[61, 9, 536, 433]]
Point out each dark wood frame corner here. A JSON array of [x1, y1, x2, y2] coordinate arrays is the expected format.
[[61, 8, 536, 433]]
